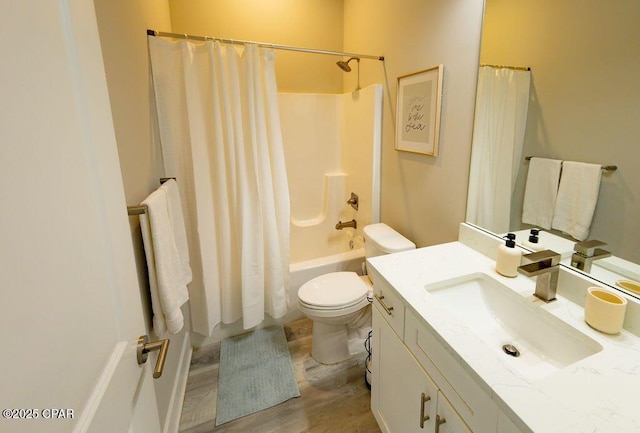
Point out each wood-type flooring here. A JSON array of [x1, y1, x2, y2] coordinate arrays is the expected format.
[[178, 317, 381, 433]]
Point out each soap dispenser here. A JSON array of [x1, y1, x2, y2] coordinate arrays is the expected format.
[[496, 233, 522, 277], [523, 229, 545, 252]]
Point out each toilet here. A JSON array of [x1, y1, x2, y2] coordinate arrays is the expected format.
[[298, 223, 416, 364]]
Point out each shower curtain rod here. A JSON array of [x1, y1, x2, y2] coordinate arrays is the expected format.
[[480, 63, 531, 71], [147, 29, 384, 61]]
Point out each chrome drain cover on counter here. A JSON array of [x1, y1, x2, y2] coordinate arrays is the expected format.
[[502, 344, 520, 357]]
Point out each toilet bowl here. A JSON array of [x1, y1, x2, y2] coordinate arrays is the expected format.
[[298, 272, 372, 364], [298, 223, 415, 364]]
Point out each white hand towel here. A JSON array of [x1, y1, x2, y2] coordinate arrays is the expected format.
[[552, 161, 602, 241], [140, 185, 191, 334], [522, 157, 562, 229], [159, 179, 192, 284]]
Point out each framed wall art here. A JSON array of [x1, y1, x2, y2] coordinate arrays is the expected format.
[[395, 64, 443, 156]]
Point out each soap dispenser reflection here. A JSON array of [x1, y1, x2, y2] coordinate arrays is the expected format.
[[496, 233, 522, 278], [523, 229, 545, 252]]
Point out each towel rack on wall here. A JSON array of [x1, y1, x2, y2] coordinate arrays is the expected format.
[[126, 177, 176, 215], [480, 63, 531, 72], [127, 204, 148, 215], [524, 156, 617, 172]]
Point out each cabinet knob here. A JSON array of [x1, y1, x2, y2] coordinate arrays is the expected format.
[[435, 414, 447, 433], [419, 392, 431, 428]]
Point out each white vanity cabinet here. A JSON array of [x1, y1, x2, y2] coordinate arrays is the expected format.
[[372, 305, 472, 433], [366, 234, 640, 433], [371, 277, 519, 433]]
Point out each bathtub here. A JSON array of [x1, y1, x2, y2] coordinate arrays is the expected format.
[[281, 247, 366, 323]]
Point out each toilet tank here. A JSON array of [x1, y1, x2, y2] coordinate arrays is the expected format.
[[363, 223, 416, 259]]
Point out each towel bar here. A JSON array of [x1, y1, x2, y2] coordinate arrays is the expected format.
[[127, 205, 148, 215], [524, 156, 617, 172], [126, 177, 177, 215]]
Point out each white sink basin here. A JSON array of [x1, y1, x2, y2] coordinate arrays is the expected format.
[[425, 273, 603, 381]]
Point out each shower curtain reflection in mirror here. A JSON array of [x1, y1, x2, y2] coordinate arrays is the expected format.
[[466, 66, 531, 234], [149, 37, 290, 335]]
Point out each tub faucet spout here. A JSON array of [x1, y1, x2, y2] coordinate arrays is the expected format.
[[335, 219, 357, 230]]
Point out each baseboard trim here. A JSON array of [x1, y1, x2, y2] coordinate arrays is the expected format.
[[163, 331, 192, 433]]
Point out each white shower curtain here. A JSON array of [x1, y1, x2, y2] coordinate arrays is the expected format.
[[149, 37, 290, 333], [466, 66, 531, 233]]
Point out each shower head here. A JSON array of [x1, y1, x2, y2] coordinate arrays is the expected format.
[[336, 57, 359, 72], [336, 61, 351, 72]]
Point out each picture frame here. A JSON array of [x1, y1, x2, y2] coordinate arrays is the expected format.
[[395, 65, 444, 156]]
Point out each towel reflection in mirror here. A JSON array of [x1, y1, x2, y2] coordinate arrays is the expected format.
[[523, 159, 602, 241]]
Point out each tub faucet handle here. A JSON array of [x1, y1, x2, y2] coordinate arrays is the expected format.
[[346, 192, 359, 210]]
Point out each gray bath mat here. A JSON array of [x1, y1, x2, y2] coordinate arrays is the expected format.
[[215, 325, 300, 426]]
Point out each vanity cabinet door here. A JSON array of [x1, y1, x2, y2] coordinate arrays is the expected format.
[[405, 309, 498, 432], [435, 391, 472, 433], [372, 306, 438, 433]]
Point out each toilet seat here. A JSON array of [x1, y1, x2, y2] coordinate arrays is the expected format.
[[298, 271, 370, 310], [298, 297, 366, 311]]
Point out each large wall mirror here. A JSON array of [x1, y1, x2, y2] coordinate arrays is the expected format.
[[467, 0, 640, 295]]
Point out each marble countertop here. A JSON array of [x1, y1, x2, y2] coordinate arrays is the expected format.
[[367, 241, 640, 433]]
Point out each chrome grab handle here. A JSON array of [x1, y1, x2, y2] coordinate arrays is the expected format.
[[419, 392, 431, 428], [374, 294, 394, 316], [137, 335, 170, 379], [435, 414, 447, 433]]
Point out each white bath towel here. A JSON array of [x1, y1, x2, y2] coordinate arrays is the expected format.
[[140, 181, 191, 334], [552, 161, 602, 241], [522, 157, 562, 229]]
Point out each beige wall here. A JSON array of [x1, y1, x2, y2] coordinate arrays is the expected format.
[[169, 0, 345, 93], [92, 1, 188, 430], [343, 0, 485, 247], [481, 0, 640, 263]]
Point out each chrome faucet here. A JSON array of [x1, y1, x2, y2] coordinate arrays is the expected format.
[[517, 249, 561, 302], [335, 219, 357, 230], [571, 240, 611, 273]]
